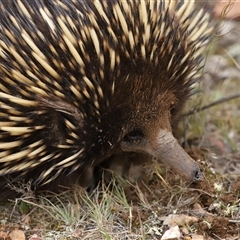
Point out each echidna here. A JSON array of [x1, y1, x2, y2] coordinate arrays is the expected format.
[[0, 0, 213, 195]]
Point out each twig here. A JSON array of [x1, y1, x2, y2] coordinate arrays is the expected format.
[[184, 93, 240, 116]]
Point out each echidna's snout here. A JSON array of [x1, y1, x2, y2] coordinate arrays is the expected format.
[[121, 129, 202, 181], [153, 130, 203, 181]]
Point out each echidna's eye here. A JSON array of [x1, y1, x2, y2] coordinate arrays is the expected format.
[[123, 130, 144, 143]]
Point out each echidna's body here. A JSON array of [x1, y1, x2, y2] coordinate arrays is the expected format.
[[0, 0, 213, 195]]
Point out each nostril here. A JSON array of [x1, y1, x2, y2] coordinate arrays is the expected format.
[[123, 130, 144, 142], [194, 169, 204, 181]]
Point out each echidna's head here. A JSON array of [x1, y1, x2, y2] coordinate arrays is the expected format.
[[0, 0, 213, 186], [85, 61, 202, 181]]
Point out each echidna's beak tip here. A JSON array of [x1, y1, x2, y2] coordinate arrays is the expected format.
[[192, 168, 204, 181]]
